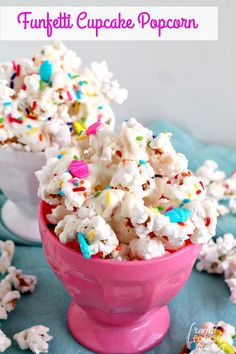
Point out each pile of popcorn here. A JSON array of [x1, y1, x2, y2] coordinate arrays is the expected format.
[[197, 233, 236, 304], [37, 118, 218, 261], [0, 240, 52, 353], [0, 41, 127, 152], [196, 160, 236, 216], [181, 321, 236, 354]]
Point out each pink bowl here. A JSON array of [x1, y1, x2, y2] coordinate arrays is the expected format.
[[39, 201, 201, 354]]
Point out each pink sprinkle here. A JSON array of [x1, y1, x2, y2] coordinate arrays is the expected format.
[[86, 121, 102, 136], [68, 160, 89, 179], [165, 206, 173, 212], [68, 178, 75, 184], [67, 91, 73, 101], [97, 114, 103, 121], [12, 61, 17, 71]]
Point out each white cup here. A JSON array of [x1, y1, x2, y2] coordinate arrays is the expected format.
[[0, 147, 46, 242]]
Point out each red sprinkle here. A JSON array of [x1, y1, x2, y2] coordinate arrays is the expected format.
[[26, 114, 37, 120], [196, 190, 202, 195], [32, 101, 37, 110], [73, 187, 86, 192], [199, 181, 205, 190], [21, 84, 27, 90], [16, 64, 21, 76], [116, 150, 122, 158], [165, 206, 173, 212], [178, 222, 185, 226], [205, 217, 211, 227], [8, 115, 23, 124], [166, 181, 172, 184], [39, 133, 43, 141]]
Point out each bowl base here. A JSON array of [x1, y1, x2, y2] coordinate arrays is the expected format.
[[2, 200, 41, 243], [68, 301, 170, 354]]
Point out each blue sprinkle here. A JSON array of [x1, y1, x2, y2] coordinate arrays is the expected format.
[[139, 160, 147, 165], [79, 81, 84, 86], [57, 154, 63, 159], [66, 122, 73, 126], [58, 190, 65, 197], [76, 90, 82, 100], [190, 341, 196, 350], [3, 102, 12, 106], [98, 106, 103, 110], [39, 60, 53, 82], [105, 185, 111, 190], [78, 232, 91, 259], [27, 124, 32, 129], [152, 134, 157, 139], [165, 208, 191, 223], [183, 198, 191, 204], [68, 73, 72, 79], [73, 181, 79, 186], [47, 117, 52, 121]]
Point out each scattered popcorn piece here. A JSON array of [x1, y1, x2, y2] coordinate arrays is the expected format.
[[2, 290, 21, 312], [0, 330, 11, 352], [0, 240, 15, 274], [8, 266, 37, 294], [197, 233, 236, 303], [14, 326, 52, 354], [181, 320, 236, 353]]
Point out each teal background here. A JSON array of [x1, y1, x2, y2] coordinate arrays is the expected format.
[[0, 120, 236, 353]]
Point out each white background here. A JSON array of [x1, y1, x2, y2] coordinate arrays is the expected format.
[[0, 0, 235, 148]]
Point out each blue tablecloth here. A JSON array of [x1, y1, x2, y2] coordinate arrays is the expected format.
[[0, 120, 236, 354]]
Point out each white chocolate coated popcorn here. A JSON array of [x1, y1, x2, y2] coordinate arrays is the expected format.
[[14, 326, 52, 354], [197, 233, 236, 303], [38, 118, 218, 261], [0, 330, 11, 352], [0, 240, 15, 275], [0, 41, 127, 152]]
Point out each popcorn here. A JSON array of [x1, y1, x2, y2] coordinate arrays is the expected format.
[[0, 330, 11, 352], [38, 118, 218, 261], [14, 326, 52, 354], [0, 251, 37, 319], [181, 321, 236, 354], [0, 240, 15, 274], [8, 266, 37, 294], [0, 41, 127, 152], [197, 233, 236, 303]]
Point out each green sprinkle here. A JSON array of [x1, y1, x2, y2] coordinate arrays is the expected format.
[[95, 190, 102, 198], [147, 141, 152, 147], [73, 74, 79, 79], [136, 136, 144, 141], [232, 334, 236, 340], [0, 117, 4, 124], [83, 80, 88, 85], [157, 206, 165, 211], [163, 130, 169, 134], [41, 50, 45, 54], [39, 80, 44, 91], [73, 155, 79, 160], [81, 117, 87, 122], [98, 106, 103, 110]]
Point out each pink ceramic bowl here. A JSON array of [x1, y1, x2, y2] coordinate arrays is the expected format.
[[39, 201, 201, 354]]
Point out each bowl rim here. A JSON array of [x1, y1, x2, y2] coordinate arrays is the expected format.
[[39, 200, 201, 267]]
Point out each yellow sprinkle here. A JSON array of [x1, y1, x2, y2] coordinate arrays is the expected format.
[[59, 180, 63, 188], [76, 134, 88, 141], [106, 191, 112, 206], [27, 127, 38, 135], [149, 207, 159, 214], [86, 92, 96, 97], [188, 192, 193, 198], [214, 335, 235, 354], [60, 149, 68, 155], [22, 116, 27, 122], [88, 229, 96, 242], [194, 183, 200, 189], [73, 121, 85, 135]]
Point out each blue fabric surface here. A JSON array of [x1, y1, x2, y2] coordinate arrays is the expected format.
[[0, 120, 236, 354]]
